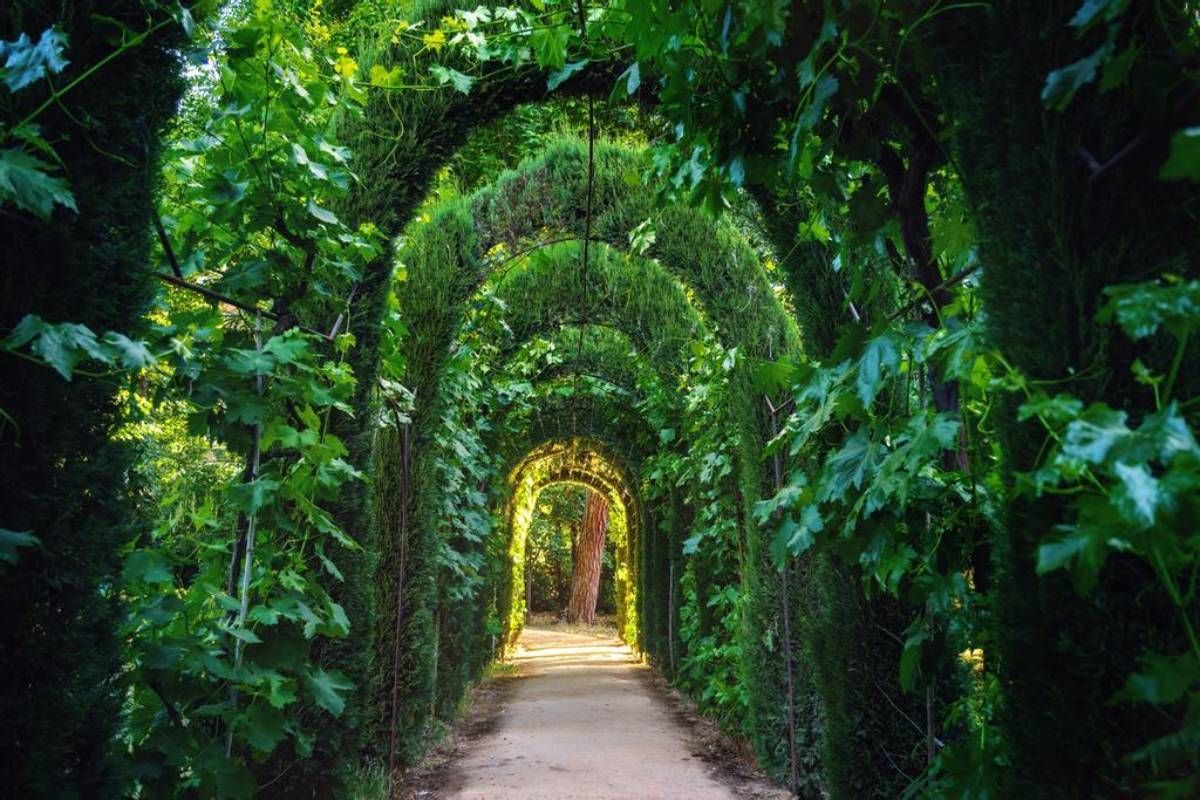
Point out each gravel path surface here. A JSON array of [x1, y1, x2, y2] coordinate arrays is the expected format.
[[442, 626, 739, 800]]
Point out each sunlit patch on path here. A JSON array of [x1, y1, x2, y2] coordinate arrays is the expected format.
[[442, 626, 737, 799]]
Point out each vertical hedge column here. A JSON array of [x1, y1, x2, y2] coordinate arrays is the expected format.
[[0, 4, 181, 795], [930, 3, 1200, 796]]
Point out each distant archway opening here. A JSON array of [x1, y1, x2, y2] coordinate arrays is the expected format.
[[503, 438, 641, 648]]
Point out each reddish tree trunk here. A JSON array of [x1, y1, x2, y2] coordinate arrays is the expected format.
[[566, 492, 609, 624]]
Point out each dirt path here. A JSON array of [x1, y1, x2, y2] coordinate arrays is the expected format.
[[439, 626, 758, 799]]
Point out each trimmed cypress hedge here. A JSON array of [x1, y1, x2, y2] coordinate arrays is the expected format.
[[929, 4, 1200, 796], [0, 3, 182, 794]]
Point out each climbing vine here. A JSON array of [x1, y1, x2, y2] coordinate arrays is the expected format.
[[3, 1, 1199, 798], [640, 335, 747, 730]]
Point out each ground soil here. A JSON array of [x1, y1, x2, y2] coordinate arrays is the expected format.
[[394, 624, 790, 800]]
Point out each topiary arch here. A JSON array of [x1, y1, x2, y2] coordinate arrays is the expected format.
[[332, 116, 836, 790], [308, 9, 854, 790], [502, 437, 643, 647]]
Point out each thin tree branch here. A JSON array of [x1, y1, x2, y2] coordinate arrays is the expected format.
[[154, 217, 183, 279], [152, 272, 327, 338]]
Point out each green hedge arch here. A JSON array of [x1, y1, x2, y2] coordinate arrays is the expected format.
[[501, 323, 663, 400], [350, 118, 825, 786], [323, 9, 829, 786], [373, 233, 708, 762], [501, 437, 644, 647]]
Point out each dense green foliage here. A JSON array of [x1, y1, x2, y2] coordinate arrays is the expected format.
[[1, 0, 1197, 798], [0, 2, 184, 794]]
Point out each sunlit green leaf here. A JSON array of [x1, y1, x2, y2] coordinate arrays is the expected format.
[[0, 27, 69, 92]]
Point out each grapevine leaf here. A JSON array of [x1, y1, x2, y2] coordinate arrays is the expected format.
[[430, 64, 474, 94], [0, 147, 77, 220], [242, 703, 287, 753], [1061, 404, 1129, 464], [0, 28, 69, 92], [1099, 279, 1200, 339], [230, 478, 281, 515], [820, 428, 883, 502], [123, 550, 174, 585], [304, 668, 353, 716], [103, 332, 155, 369], [796, 74, 837, 131], [622, 61, 640, 95], [306, 199, 339, 225], [1018, 392, 1084, 425], [1112, 461, 1159, 527], [1042, 44, 1110, 112], [857, 333, 899, 406], [529, 23, 569, 69], [547, 59, 587, 91]]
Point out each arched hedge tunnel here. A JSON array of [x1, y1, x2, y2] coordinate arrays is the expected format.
[[4, 2, 1197, 799], [314, 104, 925, 797]]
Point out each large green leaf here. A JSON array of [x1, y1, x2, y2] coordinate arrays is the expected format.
[[0, 148, 77, 220], [769, 505, 824, 564], [1099, 279, 1200, 339], [547, 59, 588, 90], [820, 428, 883, 502], [899, 628, 930, 692], [529, 22, 570, 69], [306, 199, 339, 225], [1136, 403, 1199, 462], [1112, 461, 1159, 527], [229, 478, 281, 514], [1042, 45, 1110, 112], [242, 703, 288, 753], [103, 332, 156, 369], [0, 28, 69, 92], [1062, 404, 1130, 464], [304, 668, 353, 716], [796, 74, 838, 131], [430, 64, 475, 94], [123, 550, 174, 585], [856, 333, 899, 406]]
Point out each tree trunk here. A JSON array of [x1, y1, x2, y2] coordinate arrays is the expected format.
[[566, 492, 609, 625]]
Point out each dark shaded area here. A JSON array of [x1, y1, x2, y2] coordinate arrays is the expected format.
[[0, 3, 182, 795]]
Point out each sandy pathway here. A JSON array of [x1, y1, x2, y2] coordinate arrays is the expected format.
[[443, 626, 739, 799]]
